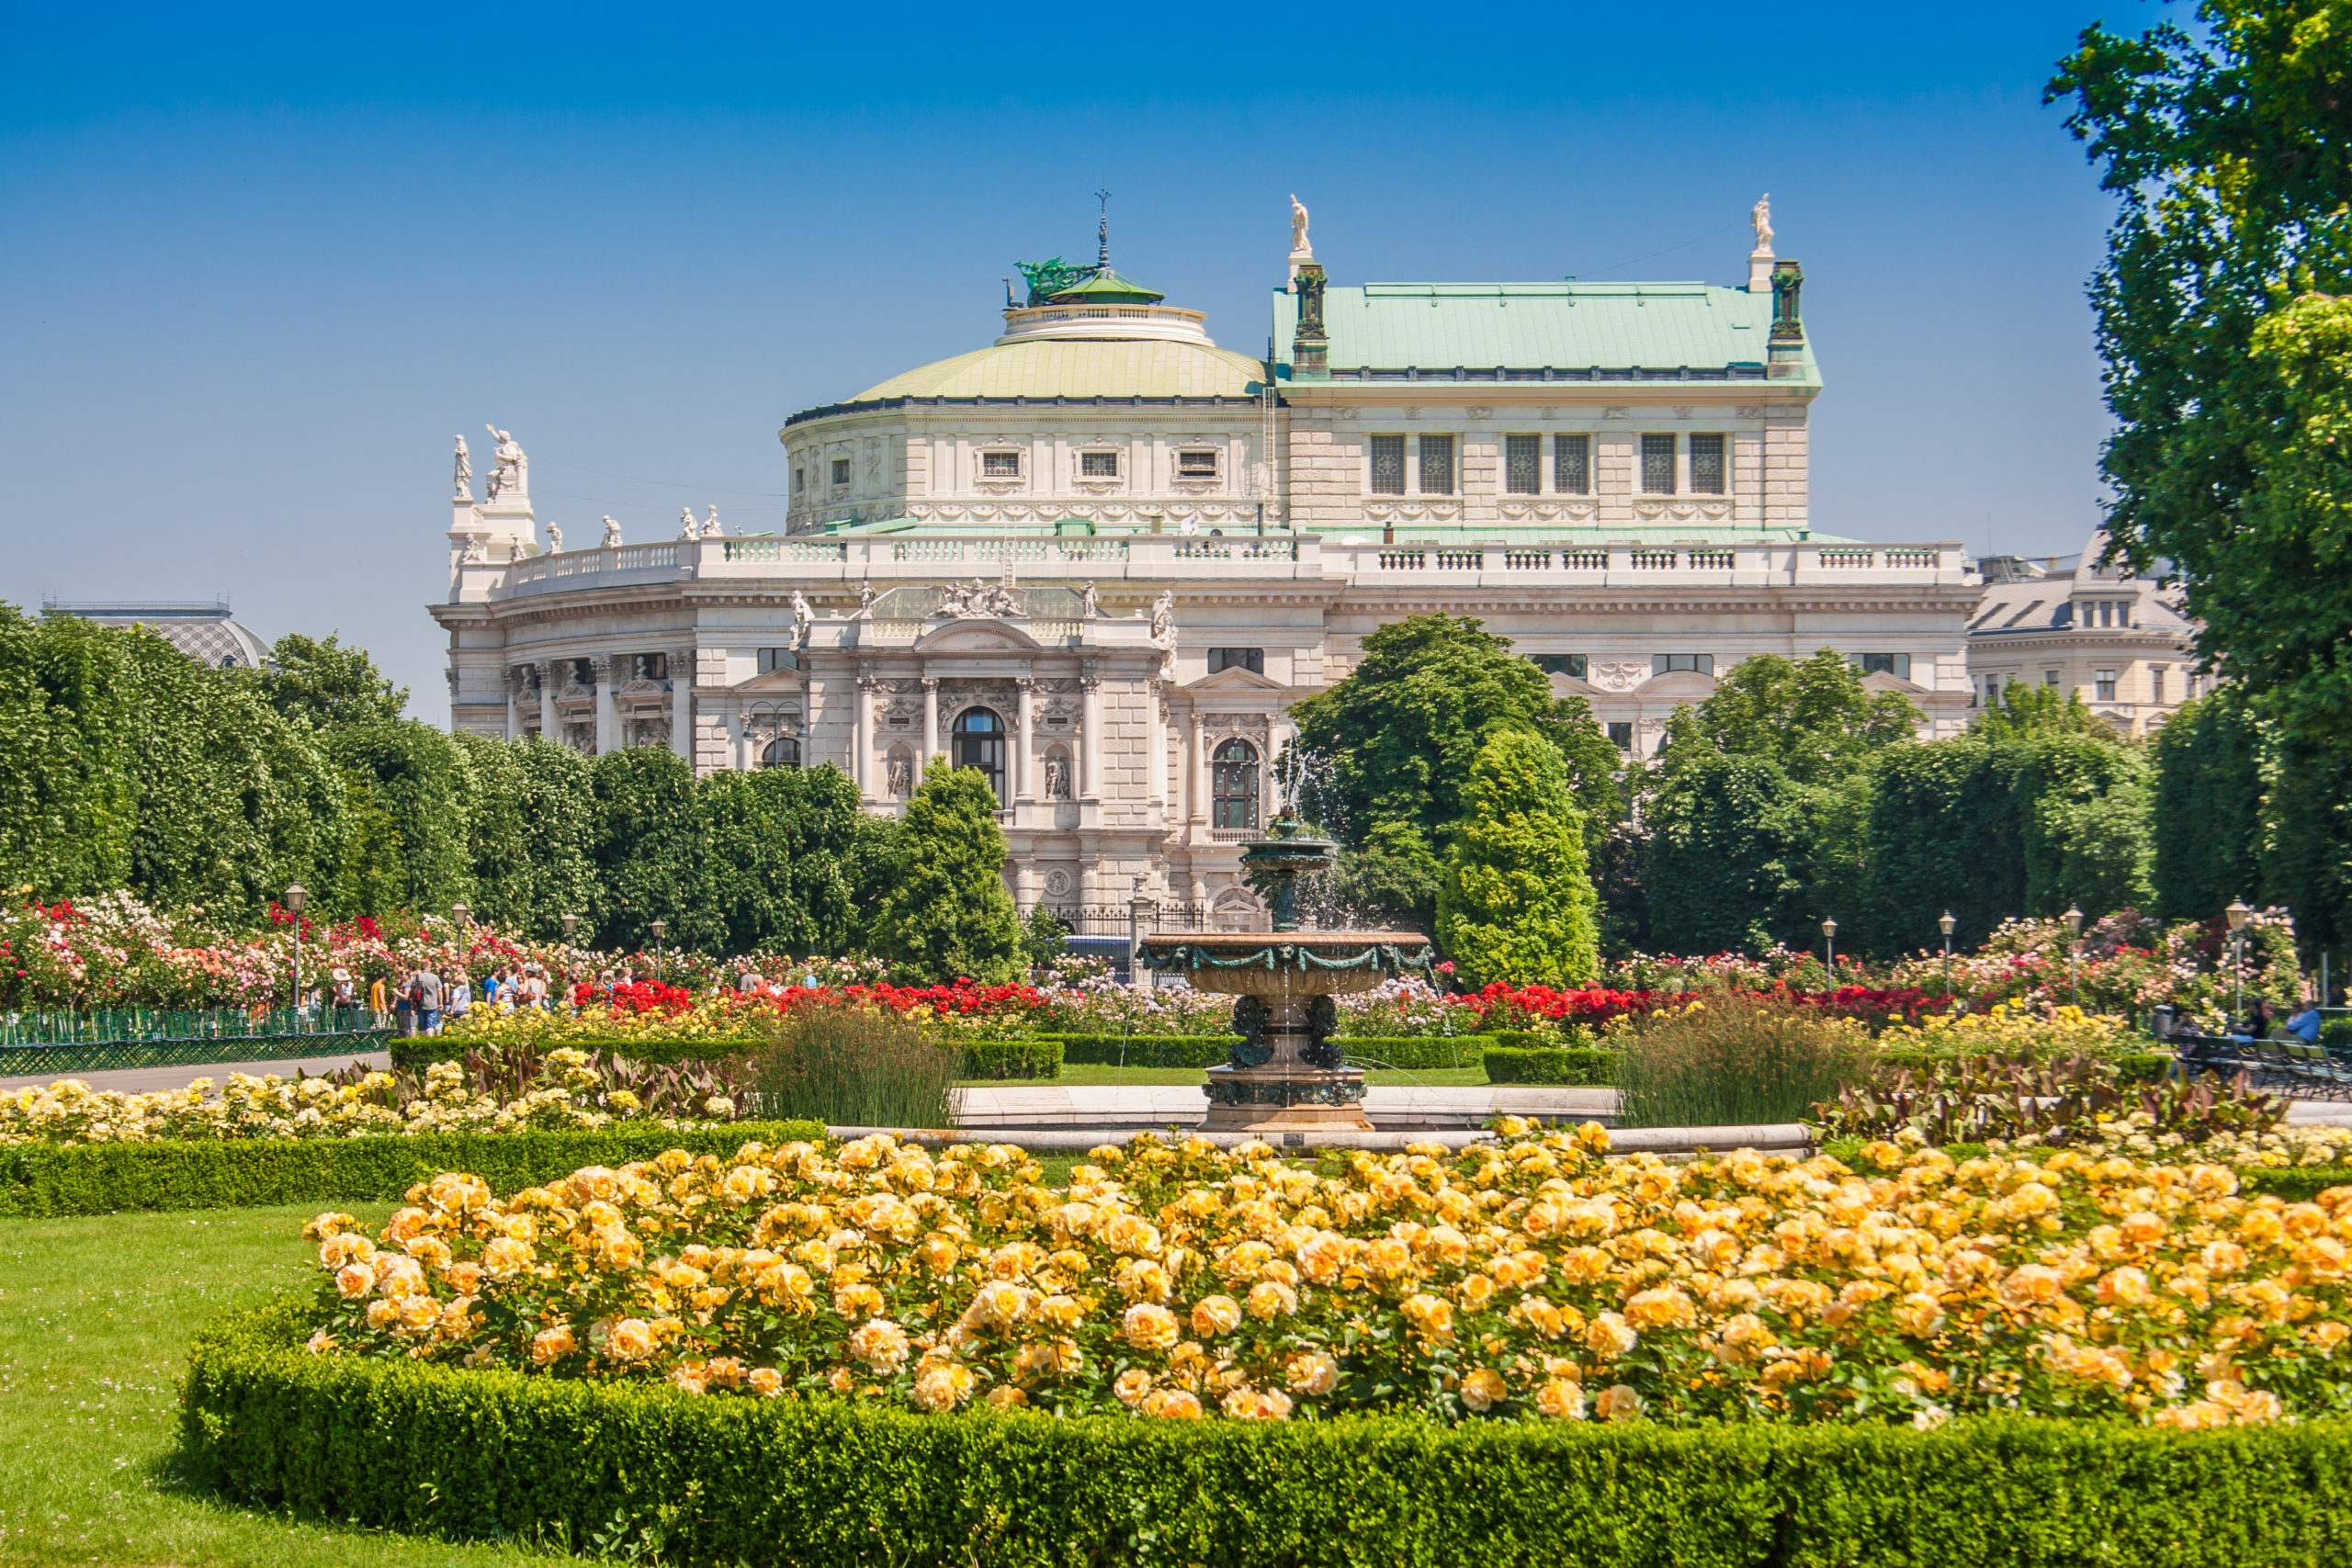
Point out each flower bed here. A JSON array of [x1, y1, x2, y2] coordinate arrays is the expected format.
[[282, 1124, 2352, 1433], [182, 1295, 2352, 1568]]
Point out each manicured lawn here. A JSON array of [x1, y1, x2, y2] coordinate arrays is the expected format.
[[0, 1203, 594, 1567], [958, 1064, 1496, 1089]]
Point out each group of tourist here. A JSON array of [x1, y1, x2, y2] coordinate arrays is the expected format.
[[310, 961, 559, 1036]]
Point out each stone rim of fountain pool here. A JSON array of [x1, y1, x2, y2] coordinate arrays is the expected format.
[[1139, 816, 1437, 1132]]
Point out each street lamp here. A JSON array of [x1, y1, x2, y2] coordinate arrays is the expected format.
[[2064, 906, 2084, 1008], [2227, 898, 2254, 1027], [1939, 911, 1956, 994], [649, 919, 667, 985], [1821, 918, 1838, 981], [282, 884, 307, 1028]]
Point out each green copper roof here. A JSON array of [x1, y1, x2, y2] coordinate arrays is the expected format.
[[1271, 281, 1815, 381], [853, 339, 1265, 401], [1048, 269, 1165, 305]]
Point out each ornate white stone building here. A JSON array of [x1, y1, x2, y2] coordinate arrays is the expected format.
[[1966, 531, 2203, 736], [433, 206, 1982, 931]]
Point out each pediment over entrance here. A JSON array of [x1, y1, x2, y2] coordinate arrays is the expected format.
[[1639, 670, 1719, 699], [910, 620, 1050, 654], [1183, 665, 1286, 694]]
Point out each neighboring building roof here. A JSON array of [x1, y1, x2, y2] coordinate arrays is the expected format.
[[1966, 532, 2196, 643], [1272, 280, 1808, 383], [851, 338, 1267, 402], [42, 600, 272, 669]]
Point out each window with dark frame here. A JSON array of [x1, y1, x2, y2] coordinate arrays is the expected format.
[[1206, 648, 1265, 675], [792, 468, 804, 494], [2095, 669, 2119, 701], [1212, 739, 1261, 830], [1531, 654, 1588, 678], [1368, 434, 1407, 495], [831, 457, 851, 486], [1505, 434, 1542, 495], [762, 735, 801, 770], [951, 708, 1007, 802], [981, 449, 1022, 478], [1177, 448, 1219, 479], [1690, 433, 1726, 495], [1417, 434, 1455, 495], [1607, 721, 1634, 750], [1080, 449, 1120, 478], [1640, 434, 1678, 494], [755, 648, 797, 675], [1653, 653, 1713, 675], [1555, 433, 1591, 495], [1853, 652, 1912, 680]]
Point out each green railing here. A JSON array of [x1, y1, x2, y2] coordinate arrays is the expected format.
[[0, 1009, 393, 1079]]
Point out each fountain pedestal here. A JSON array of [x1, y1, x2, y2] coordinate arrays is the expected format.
[[1138, 819, 1436, 1134]]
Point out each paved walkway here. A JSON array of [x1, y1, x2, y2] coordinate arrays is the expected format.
[[0, 1050, 391, 1096]]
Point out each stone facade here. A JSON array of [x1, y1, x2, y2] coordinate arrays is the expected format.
[[1966, 533, 2203, 736], [432, 219, 1984, 931]]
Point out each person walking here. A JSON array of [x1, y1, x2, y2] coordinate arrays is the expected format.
[[390, 970, 414, 1037], [415, 964, 445, 1036]]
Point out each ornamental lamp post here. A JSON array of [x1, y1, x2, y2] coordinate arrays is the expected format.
[[283, 884, 307, 1029], [2227, 898, 2254, 1025], [650, 919, 667, 985], [1821, 918, 1838, 981], [1939, 910, 1957, 994], [2064, 907, 2084, 1008]]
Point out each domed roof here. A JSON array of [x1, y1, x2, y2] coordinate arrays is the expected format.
[[853, 338, 1267, 401]]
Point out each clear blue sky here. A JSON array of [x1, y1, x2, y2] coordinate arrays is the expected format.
[[0, 0, 2143, 716]]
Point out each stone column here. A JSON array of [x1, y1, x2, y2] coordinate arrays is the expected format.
[[504, 669, 522, 739], [735, 710, 753, 773], [1079, 663, 1102, 803], [922, 676, 940, 769], [854, 671, 876, 801], [668, 647, 695, 766], [591, 657, 618, 755], [1148, 684, 1166, 810], [1013, 678, 1035, 804], [538, 661, 561, 741], [1192, 712, 1211, 823]]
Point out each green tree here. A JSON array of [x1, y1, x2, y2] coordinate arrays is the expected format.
[[0, 607, 138, 898], [2150, 692, 2267, 920], [322, 720, 476, 919], [1969, 682, 2112, 740], [867, 761, 1023, 984], [586, 747, 705, 953], [1289, 614, 1619, 929], [1433, 729, 1598, 987], [248, 633, 408, 729], [1859, 738, 2026, 953], [1644, 754, 1814, 957], [1658, 649, 1918, 784]]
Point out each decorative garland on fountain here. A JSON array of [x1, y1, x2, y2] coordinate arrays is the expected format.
[[1141, 942, 1437, 978]]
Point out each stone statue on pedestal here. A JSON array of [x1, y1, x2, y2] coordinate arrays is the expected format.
[[703, 505, 721, 537], [791, 591, 815, 647], [1751, 193, 1774, 255], [601, 515, 624, 548], [680, 507, 699, 540], [546, 524, 563, 554], [858, 581, 876, 614], [484, 426, 526, 502], [452, 434, 473, 501], [1148, 590, 1175, 648], [1290, 194, 1311, 256], [1080, 581, 1100, 618]]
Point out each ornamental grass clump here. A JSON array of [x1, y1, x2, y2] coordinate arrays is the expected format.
[[293, 1121, 2352, 1429], [1611, 995, 1874, 1129], [744, 1002, 955, 1129]]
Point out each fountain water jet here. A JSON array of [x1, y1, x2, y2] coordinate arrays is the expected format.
[[1140, 816, 1435, 1133]]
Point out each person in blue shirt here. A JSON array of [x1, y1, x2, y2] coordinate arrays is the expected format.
[[2284, 1002, 2323, 1043]]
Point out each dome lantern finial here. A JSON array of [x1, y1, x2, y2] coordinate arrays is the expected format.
[[1094, 186, 1113, 274]]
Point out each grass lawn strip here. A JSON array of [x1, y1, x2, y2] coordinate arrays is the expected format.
[[0, 1203, 593, 1567]]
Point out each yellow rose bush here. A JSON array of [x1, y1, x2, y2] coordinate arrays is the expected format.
[[297, 1120, 2352, 1428], [0, 1053, 731, 1147], [1878, 1002, 2144, 1063]]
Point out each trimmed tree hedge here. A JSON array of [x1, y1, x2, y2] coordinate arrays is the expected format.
[[959, 1039, 1066, 1080], [183, 1296, 2352, 1568], [0, 1122, 825, 1218], [1054, 1034, 1236, 1068], [1334, 1034, 1499, 1069]]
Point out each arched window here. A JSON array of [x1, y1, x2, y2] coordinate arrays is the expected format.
[[1212, 739, 1261, 830], [762, 734, 801, 770], [952, 708, 1006, 801]]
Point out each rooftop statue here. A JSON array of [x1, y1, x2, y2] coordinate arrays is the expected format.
[[703, 504, 722, 538], [1290, 194, 1311, 256], [1752, 193, 1774, 255], [790, 592, 815, 646], [600, 515, 623, 548], [484, 426, 526, 503], [546, 524, 563, 554], [452, 434, 472, 501], [680, 507, 700, 540], [1013, 255, 1091, 307]]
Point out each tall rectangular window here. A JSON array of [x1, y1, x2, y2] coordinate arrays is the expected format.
[[1554, 433, 1591, 495], [2095, 669, 2118, 701], [1607, 721, 1634, 750], [1640, 434, 1678, 494], [1690, 433, 1726, 494], [1369, 434, 1407, 495], [1505, 434, 1542, 495], [2150, 665, 2166, 704], [1417, 434, 1455, 495]]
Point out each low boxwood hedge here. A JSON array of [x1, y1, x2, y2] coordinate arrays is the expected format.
[[0, 1121, 825, 1218], [960, 1039, 1065, 1080], [1054, 1034, 1236, 1068], [392, 1036, 756, 1069], [182, 1296, 2352, 1568], [1334, 1034, 1498, 1069], [1485, 1046, 1619, 1086]]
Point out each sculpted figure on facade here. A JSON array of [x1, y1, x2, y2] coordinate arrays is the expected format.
[[452, 434, 473, 501], [1043, 756, 1071, 800], [985, 580, 1019, 616], [483, 426, 526, 502], [1289, 194, 1310, 256], [790, 591, 815, 647], [886, 754, 912, 796], [1751, 193, 1773, 254], [1080, 581, 1100, 619], [857, 580, 876, 615], [460, 534, 488, 564], [600, 515, 624, 547], [1148, 590, 1175, 648], [545, 523, 563, 554], [680, 507, 699, 540], [703, 504, 721, 537]]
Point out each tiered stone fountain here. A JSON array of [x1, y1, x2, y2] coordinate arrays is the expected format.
[[1139, 818, 1436, 1133]]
